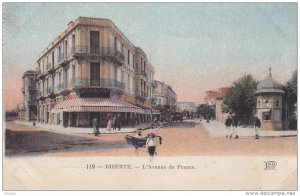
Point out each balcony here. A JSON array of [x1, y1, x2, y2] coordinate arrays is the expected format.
[[55, 83, 70, 96], [54, 84, 65, 94], [73, 78, 125, 91], [140, 71, 148, 81], [37, 70, 46, 80], [135, 91, 148, 100], [47, 63, 55, 74], [58, 54, 68, 66], [37, 91, 46, 100], [27, 100, 37, 106], [150, 80, 156, 87], [46, 87, 53, 95], [71, 45, 125, 65]]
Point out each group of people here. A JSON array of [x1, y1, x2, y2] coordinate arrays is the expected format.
[[106, 113, 122, 131], [225, 116, 261, 139], [91, 113, 122, 136]]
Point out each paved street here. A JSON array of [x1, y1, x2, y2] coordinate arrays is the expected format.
[[201, 119, 297, 138], [5, 121, 297, 157]]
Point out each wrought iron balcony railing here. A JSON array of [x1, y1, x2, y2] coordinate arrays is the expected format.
[[71, 45, 125, 63], [72, 78, 125, 91], [45, 78, 125, 93]]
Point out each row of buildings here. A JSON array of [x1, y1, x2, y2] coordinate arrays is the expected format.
[[203, 69, 294, 130], [18, 17, 178, 127]]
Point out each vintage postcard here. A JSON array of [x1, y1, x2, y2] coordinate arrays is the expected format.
[[2, 2, 298, 192]]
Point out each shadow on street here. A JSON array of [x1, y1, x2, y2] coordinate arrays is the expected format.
[[5, 129, 130, 157], [162, 121, 198, 129]]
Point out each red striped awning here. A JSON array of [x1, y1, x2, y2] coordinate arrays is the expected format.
[[51, 98, 144, 113]]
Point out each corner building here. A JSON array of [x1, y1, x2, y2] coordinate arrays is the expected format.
[[17, 70, 38, 122], [36, 17, 154, 127]]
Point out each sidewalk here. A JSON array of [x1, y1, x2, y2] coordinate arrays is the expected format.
[[200, 120, 297, 138], [15, 121, 154, 136]]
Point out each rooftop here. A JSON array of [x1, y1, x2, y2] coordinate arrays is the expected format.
[[255, 68, 284, 94]]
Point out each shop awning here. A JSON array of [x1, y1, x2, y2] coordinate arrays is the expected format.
[[152, 109, 161, 115], [51, 98, 144, 113]]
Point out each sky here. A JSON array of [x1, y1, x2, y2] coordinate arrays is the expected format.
[[3, 3, 298, 111]]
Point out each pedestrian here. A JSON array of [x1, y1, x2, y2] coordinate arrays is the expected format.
[[225, 116, 232, 138], [106, 116, 112, 131], [112, 114, 116, 130], [230, 116, 239, 139], [146, 133, 156, 161], [92, 117, 100, 136], [131, 117, 136, 128], [116, 113, 121, 131], [254, 116, 261, 139]]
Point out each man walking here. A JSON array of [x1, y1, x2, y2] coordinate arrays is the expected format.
[[254, 116, 261, 139], [228, 116, 239, 139], [115, 113, 122, 131], [92, 117, 100, 136], [225, 116, 232, 138], [112, 114, 117, 130]]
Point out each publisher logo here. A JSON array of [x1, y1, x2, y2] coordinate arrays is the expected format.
[[264, 161, 277, 170]]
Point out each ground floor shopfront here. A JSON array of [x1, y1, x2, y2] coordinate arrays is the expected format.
[[37, 97, 154, 128], [52, 111, 153, 127]]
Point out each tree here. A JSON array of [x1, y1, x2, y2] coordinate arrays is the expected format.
[[285, 70, 297, 104], [283, 70, 297, 129], [222, 74, 258, 120], [196, 104, 215, 120]]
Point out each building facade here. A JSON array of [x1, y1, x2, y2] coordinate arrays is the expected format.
[[153, 80, 177, 116], [176, 102, 196, 113], [19, 70, 38, 121], [215, 87, 230, 123], [204, 91, 219, 106], [35, 17, 154, 127]]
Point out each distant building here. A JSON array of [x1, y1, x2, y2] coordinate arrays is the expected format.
[[153, 80, 177, 116], [17, 103, 26, 121], [19, 70, 38, 121], [204, 91, 219, 106], [177, 102, 196, 113], [215, 87, 230, 123]]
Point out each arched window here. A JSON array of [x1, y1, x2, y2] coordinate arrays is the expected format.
[[262, 99, 269, 107], [275, 100, 280, 107], [72, 34, 75, 53]]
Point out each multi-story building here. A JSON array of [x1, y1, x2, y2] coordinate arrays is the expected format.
[[176, 102, 196, 113], [153, 80, 177, 117], [19, 70, 38, 121], [204, 90, 219, 106], [133, 47, 155, 120], [35, 17, 154, 127], [215, 87, 230, 123]]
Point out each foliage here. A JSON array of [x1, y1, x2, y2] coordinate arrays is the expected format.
[[196, 104, 215, 120], [285, 70, 297, 105], [222, 74, 258, 120], [5, 110, 18, 118], [283, 70, 297, 129]]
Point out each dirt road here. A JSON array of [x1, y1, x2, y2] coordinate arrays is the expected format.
[[5, 121, 297, 157]]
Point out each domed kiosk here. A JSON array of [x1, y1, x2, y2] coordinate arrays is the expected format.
[[255, 68, 285, 130]]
